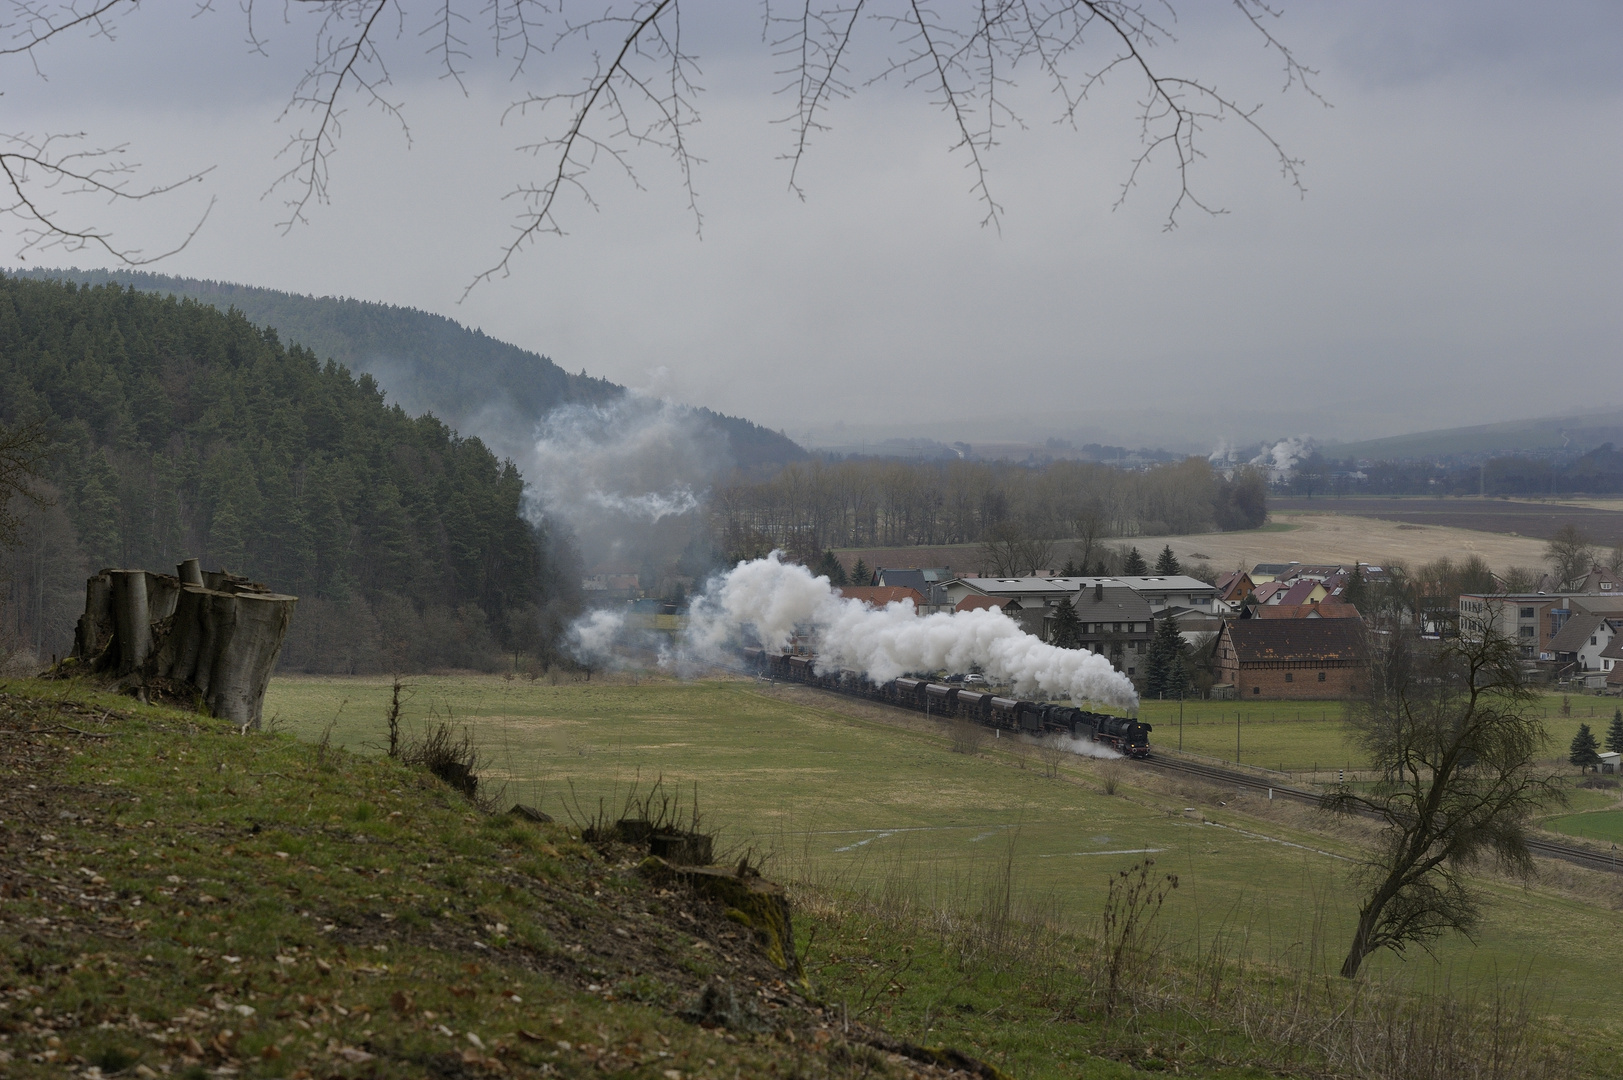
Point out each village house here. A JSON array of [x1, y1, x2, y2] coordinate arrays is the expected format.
[[1212, 619, 1371, 700], [940, 576, 1154, 676], [1547, 613, 1623, 672], [1214, 570, 1255, 609], [1459, 592, 1623, 660]]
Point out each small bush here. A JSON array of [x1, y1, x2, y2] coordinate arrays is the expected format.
[[402, 722, 489, 806], [1578, 775, 1619, 790]]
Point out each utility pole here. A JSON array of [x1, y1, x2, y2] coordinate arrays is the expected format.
[[1236, 709, 1241, 765]]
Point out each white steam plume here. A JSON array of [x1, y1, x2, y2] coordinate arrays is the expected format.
[[1024, 732, 1121, 760], [660, 553, 1138, 710], [1250, 435, 1313, 479], [522, 397, 725, 529]]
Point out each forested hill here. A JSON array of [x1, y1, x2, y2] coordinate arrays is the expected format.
[[0, 274, 567, 674], [15, 268, 807, 469]]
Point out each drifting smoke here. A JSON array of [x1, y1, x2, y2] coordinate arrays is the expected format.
[[585, 489, 702, 521], [517, 396, 729, 575], [575, 552, 1139, 711], [1024, 732, 1121, 760], [524, 397, 725, 527], [1250, 436, 1313, 479]]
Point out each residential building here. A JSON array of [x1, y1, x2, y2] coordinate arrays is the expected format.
[[940, 576, 1153, 675], [1251, 562, 1298, 584], [1214, 570, 1255, 607], [1457, 592, 1623, 659], [1548, 614, 1622, 671], [1213, 619, 1371, 699], [1277, 579, 1330, 607]]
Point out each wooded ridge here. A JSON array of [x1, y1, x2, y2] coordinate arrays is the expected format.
[[0, 274, 564, 674]]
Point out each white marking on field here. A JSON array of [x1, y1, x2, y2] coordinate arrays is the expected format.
[[1204, 821, 1350, 861], [833, 831, 898, 852], [1038, 848, 1163, 858]]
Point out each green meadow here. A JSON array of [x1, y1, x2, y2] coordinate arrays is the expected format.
[[264, 674, 1623, 1024]]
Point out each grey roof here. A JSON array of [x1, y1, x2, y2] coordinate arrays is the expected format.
[[1111, 575, 1221, 594], [1548, 613, 1605, 655], [955, 575, 1210, 596], [1571, 595, 1623, 617]]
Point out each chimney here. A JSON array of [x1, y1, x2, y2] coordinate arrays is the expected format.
[[1094, 582, 1104, 603]]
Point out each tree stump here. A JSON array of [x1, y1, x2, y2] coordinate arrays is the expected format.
[[63, 559, 296, 729]]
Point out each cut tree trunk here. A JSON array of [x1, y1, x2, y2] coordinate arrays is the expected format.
[[63, 559, 297, 729]]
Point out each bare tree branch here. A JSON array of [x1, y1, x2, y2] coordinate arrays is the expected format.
[[0, 130, 215, 263], [0, 0, 1320, 290]]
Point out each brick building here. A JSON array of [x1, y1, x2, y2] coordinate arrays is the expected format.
[[1213, 619, 1370, 699]]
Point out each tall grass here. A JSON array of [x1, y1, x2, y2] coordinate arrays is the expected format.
[[782, 831, 1573, 1080]]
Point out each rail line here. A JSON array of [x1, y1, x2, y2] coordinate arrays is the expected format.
[[732, 651, 1623, 877], [1137, 753, 1623, 876]]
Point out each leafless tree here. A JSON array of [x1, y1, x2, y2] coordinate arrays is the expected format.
[[1, 1, 1319, 291], [0, 419, 49, 549], [1544, 524, 1595, 589], [1326, 625, 1561, 979]]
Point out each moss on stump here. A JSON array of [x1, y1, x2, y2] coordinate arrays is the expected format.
[[639, 856, 802, 978]]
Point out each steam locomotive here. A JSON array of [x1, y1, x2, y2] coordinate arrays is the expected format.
[[740, 648, 1153, 758]]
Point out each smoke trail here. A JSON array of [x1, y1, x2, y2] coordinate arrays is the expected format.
[[667, 553, 1138, 710], [1025, 732, 1122, 760], [585, 489, 702, 521]]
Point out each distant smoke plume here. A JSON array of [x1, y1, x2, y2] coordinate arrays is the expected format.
[[518, 396, 729, 569], [575, 552, 1139, 710], [1251, 436, 1313, 480]]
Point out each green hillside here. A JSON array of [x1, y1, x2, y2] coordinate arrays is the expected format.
[[14, 268, 806, 470], [0, 274, 563, 672]]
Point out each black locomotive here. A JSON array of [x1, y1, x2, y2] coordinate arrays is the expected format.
[[741, 648, 1152, 757]]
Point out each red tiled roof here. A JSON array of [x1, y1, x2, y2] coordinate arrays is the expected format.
[[1252, 602, 1361, 620], [1279, 579, 1322, 606], [955, 595, 1014, 613], [836, 586, 924, 608]]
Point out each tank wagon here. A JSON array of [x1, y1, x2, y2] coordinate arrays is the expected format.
[[741, 648, 1152, 757]]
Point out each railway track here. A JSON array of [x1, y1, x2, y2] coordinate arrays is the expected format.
[[738, 653, 1623, 877], [1137, 753, 1623, 876]]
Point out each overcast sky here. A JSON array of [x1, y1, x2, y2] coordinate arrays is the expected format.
[[5, 1, 1619, 452]]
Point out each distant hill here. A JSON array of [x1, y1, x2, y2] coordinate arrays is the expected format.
[[12, 268, 806, 470], [1328, 408, 1623, 462]]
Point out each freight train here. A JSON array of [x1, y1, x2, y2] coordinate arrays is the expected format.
[[741, 648, 1152, 757]]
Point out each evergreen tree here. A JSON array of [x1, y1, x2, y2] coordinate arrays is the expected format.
[[1050, 597, 1082, 648], [1607, 709, 1623, 756], [815, 549, 848, 586], [1059, 556, 1081, 577], [849, 558, 872, 586], [1122, 547, 1148, 576], [1144, 616, 1187, 697], [1343, 565, 1368, 615], [1570, 723, 1602, 772], [1154, 544, 1181, 575]]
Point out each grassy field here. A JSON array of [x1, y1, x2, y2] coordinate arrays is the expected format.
[[265, 674, 1623, 1023]]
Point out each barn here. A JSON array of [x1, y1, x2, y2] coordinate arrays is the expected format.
[[1213, 619, 1370, 700]]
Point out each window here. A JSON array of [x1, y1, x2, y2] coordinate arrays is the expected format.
[[1285, 672, 1294, 683], [1113, 622, 1122, 633], [1520, 607, 1535, 619], [1127, 667, 1135, 676], [1253, 686, 1260, 695], [1317, 671, 1326, 682], [1593, 637, 1599, 646], [1519, 626, 1536, 638]]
